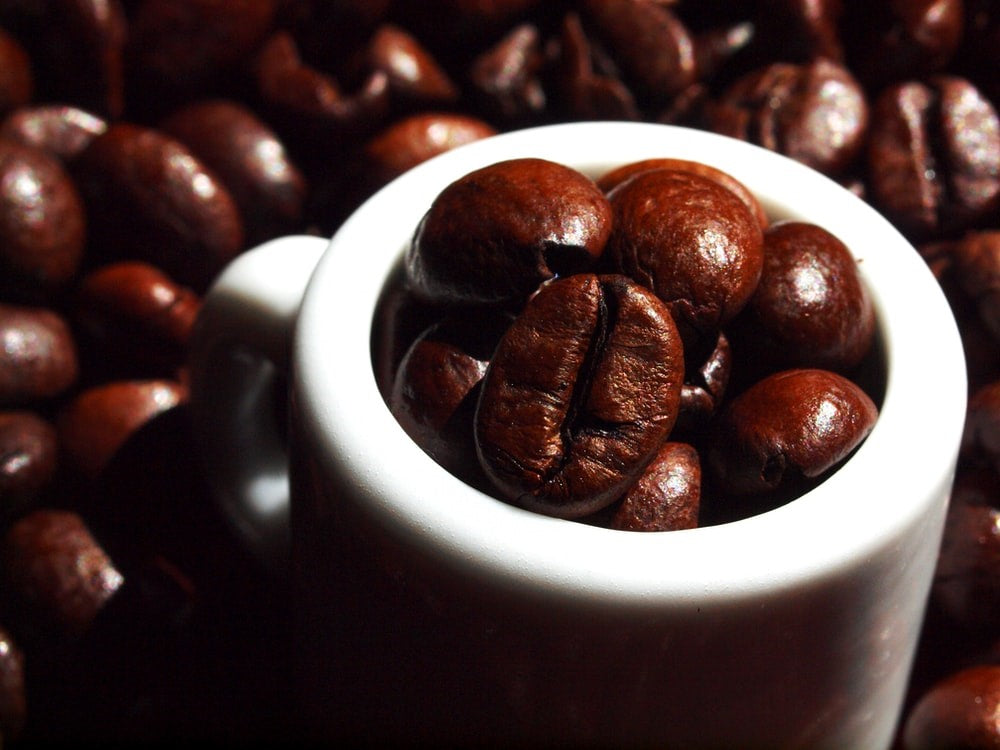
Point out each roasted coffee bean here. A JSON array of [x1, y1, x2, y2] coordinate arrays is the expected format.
[[609, 441, 701, 532], [950, 231, 1000, 342], [676, 331, 732, 434], [752, 0, 844, 64], [605, 168, 763, 344], [0, 27, 32, 116], [0, 304, 78, 406], [705, 368, 879, 497], [357, 112, 497, 198], [73, 261, 201, 374], [596, 157, 769, 230], [0, 626, 25, 742], [468, 23, 547, 125], [0, 411, 57, 518], [0, 137, 86, 297], [407, 158, 612, 307], [72, 123, 245, 290], [160, 99, 307, 244], [475, 273, 684, 519], [901, 665, 1000, 750], [868, 76, 1000, 242], [932, 467, 1000, 631], [368, 24, 459, 107], [729, 221, 876, 374], [963, 380, 1000, 468], [706, 58, 869, 177], [580, 0, 697, 108], [0, 104, 107, 162], [0, 509, 124, 637], [56, 379, 187, 479]]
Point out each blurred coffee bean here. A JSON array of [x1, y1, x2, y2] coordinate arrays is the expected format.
[[0, 105, 107, 162], [609, 441, 701, 532], [72, 123, 245, 291], [0, 304, 78, 407], [707, 57, 869, 177], [963, 379, 1000, 468], [0, 509, 124, 638], [0, 27, 32, 116], [368, 24, 459, 108], [56, 379, 187, 479], [868, 76, 1000, 242], [0, 137, 86, 299], [0, 625, 25, 742], [73, 261, 201, 376], [160, 99, 307, 244], [705, 368, 879, 498], [0, 411, 57, 520], [951, 231, 1000, 342], [468, 23, 546, 125], [901, 664, 1000, 750]]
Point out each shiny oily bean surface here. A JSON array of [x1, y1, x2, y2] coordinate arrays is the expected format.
[[0, 104, 107, 161], [705, 368, 879, 496], [606, 168, 763, 343], [609, 441, 700, 532], [0, 304, 77, 406], [731, 220, 876, 373], [0, 411, 57, 514], [0, 137, 85, 296], [902, 665, 1000, 750], [408, 157, 612, 307], [475, 273, 684, 519], [73, 123, 245, 290]]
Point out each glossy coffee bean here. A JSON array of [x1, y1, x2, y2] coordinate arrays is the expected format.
[[0, 27, 32, 116], [705, 368, 879, 496], [468, 23, 547, 125], [368, 24, 458, 107], [932, 467, 1000, 631], [73, 123, 245, 290], [407, 158, 613, 307], [73, 261, 201, 372], [609, 442, 701, 532], [580, 0, 698, 107], [676, 331, 732, 433], [868, 76, 1000, 241], [0, 304, 78, 406], [729, 221, 876, 373], [0, 411, 57, 517], [707, 58, 869, 177], [901, 665, 1000, 750], [0, 509, 124, 637], [475, 274, 684, 519], [950, 231, 1000, 342], [56, 379, 187, 479], [0, 104, 107, 162], [0, 626, 25, 742], [0, 137, 86, 296], [605, 168, 763, 343], [596, 157, 769, 230], [160, 98, 307, 244]]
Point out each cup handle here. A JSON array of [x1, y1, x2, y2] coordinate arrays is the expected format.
[[188, 234, 328, 575]]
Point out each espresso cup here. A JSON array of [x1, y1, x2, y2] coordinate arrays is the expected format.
[[188, 121, 966, 748]]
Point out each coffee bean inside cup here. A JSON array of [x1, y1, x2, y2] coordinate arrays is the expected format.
[[376, 156, 882, 528]]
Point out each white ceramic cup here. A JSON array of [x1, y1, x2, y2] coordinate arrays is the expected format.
[[188, 121, 967, 748]]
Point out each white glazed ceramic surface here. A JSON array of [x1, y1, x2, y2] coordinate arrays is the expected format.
[[192, 121, 967, 748]]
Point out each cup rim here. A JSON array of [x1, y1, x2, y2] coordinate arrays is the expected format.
[[293, 121, 966, 606]]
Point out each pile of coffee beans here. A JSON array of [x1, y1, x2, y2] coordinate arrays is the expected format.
[[0, 0, 997, 745], [377, 156, 881, 529]]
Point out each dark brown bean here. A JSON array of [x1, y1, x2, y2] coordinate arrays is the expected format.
[[964, 380, 1000, 468], [901, 665, 1000, 750], [56, 379, 187, 479], [0, 137, 86, 297], [475, 273, 684, 519], [160, 98, 308, 244], [707, 58, 869, 177], [705, 368, 879, 496], [0, 304, 78, 406], [752, 0, 844, 63], [0, 104, 107, 162], [729, 221, 876, 374], [0, 626, 25, 742], [868, 76, 1000, 241], [951, 231, 1000, 342], [72, 123, 245, 291], [407, 158, 613, 307], [0, 411, 57, 517], [610, 441, 701, 532], [368, 24, 459, 106], [0, 27, 32, 116], [0, 509, 124, 637], [468, 23, 547, 124], [605, 168, 763, 344], [676, 330, 732, 434]]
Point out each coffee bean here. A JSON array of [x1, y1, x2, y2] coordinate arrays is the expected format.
[[0, 304, 78, 406], [609, 441, 701, 532], [901, 665, 1000, 750], [475, 273, 684, 518], [0, 411, 57, 519], [0, 625, 25, 741], [0, 104, 107, 161], [0, 27, 32, 116]]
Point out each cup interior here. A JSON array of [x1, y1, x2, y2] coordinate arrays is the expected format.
[[293, 121, 966, 605]]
